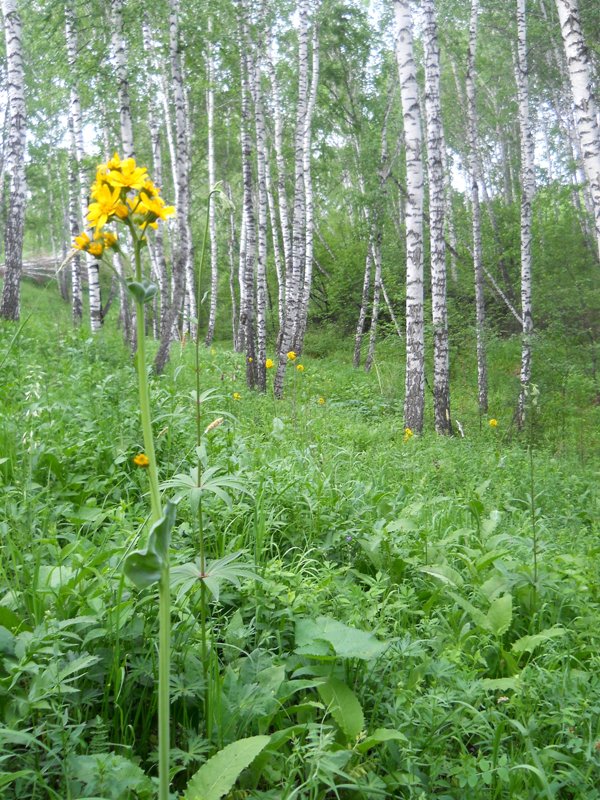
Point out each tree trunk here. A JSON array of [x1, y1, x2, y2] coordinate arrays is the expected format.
[[424, 0, 452, 434], [515, 0, 535, 428], [67, 114, 83, 324], [273, 0, 311, 398], [205, 16, 219, 346], [555, 0, 600, 259], [353, 246, 372, 367], [251, 49, 268, 391], [294, 21, 320, 353], [394, 0, 425, 433], [240, 36, 257, 388], [0, 0, 26, 321], [466, 0, 488, 414], [155, 0, 190, 374]]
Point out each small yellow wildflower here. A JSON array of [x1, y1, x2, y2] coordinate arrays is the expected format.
[[248, 357, 253, 363], [403, 427, 413, 443], [318, 396, 326, 405], [232, 392, 241, 401], [489, 418, 498, 428], [296, 363, 304, 372], [265, 358, 274, 369], [87, 183, 128, 232], [133, 453, 150, 467], [73, 232, 90, 251], [287, 351, 297, 361], [210, 347, 216, 356], [87, 241, 103, 257]]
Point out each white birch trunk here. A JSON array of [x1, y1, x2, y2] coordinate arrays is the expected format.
[[466, 0, 488, 414], [225, 182, 240, 348], [252, 52, 269, 392], [67, 114, 83, 324], [265, 42, 293, 297], [0, 0, 26, 321], [239, 31, 257, 384], [424, 0, 451, 434], [555, 0, 600, 258], [395, 0, 425, 433], [353, 247, 372, 367], [516, 0, 535, 428], [274, 0, 310, 398], [155, 0, 191, 373], [294, 21, 320, 352], [265, 143, 285, 332], [205, 17, 219, 346]]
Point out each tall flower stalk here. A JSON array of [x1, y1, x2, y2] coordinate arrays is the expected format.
[[73, 152, 175, 800]]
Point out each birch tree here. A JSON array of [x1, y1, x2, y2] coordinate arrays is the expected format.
[[0, 0, 26, 322], [205, 16, 219, 346], [466, 0, 488, 414], [555, 0, 600, 259], [65, 1, 103, 333], [155, 0, 191, 374], [515, 0, 535, 428], [394, 0, 425, 433], [273, 0, 312, 398], [424, 0, 451, 434]]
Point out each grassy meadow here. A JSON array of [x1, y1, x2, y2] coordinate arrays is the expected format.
[[1, 281, 600, 799]]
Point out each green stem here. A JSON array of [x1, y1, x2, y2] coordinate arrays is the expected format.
[[133, 238, 169, 800], [195, 191, 215, 736]]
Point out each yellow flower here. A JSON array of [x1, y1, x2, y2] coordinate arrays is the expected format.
[[101, 231, 118, 249], [73, 232, 91, 251], [287, 351, 297, 361], [133, 453, 150, 467], [489, 418, 498, 428], [232, 392, 241, 401], [106, 157, 148, 191], [248, 357, 253, 363], [87, 183, 128, 232], [87, 242, 103, 257], [318, 396, 325, 405], [210, 347, 216, 356], [265, 358, 274, 369], [296, 364, 304, 372], [403, 427, 413, 443], [134, 192, 175, 224]]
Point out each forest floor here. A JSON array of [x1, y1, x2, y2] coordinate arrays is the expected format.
[[1, 280, 600, 799]]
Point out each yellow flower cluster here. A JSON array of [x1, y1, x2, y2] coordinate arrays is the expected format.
[[287, 351, 297, 361], [296, 363, 304, 373], [73, 152, 175, 253], [403, 427, 413, 443], [73, 230, 118, 258], [489, 418, 498, 428], [265, 358, 274, 369], [133, 453, 150, 467], [232, 392, 241, 401]]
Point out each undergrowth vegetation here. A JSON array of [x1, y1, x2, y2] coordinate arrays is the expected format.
[[1, 284, 600, 798]]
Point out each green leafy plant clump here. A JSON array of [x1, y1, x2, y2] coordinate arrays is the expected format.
[[1, 280, 600, 799]]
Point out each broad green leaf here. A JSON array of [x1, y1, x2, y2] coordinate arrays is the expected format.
[[0, 606, 22, 632], [419, 564, 464, 587], [295, 616, 388, 660], [317, 678, 364, 740], [127, 279, 157, 304], [124, 501, 176, 588], [184, 736, 270, 800], [486, 594, 513, 637], [511, 626, 566, 655], [356, 728, 408, 753]]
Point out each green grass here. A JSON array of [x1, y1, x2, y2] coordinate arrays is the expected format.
[[0, 283, 599, 798]]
